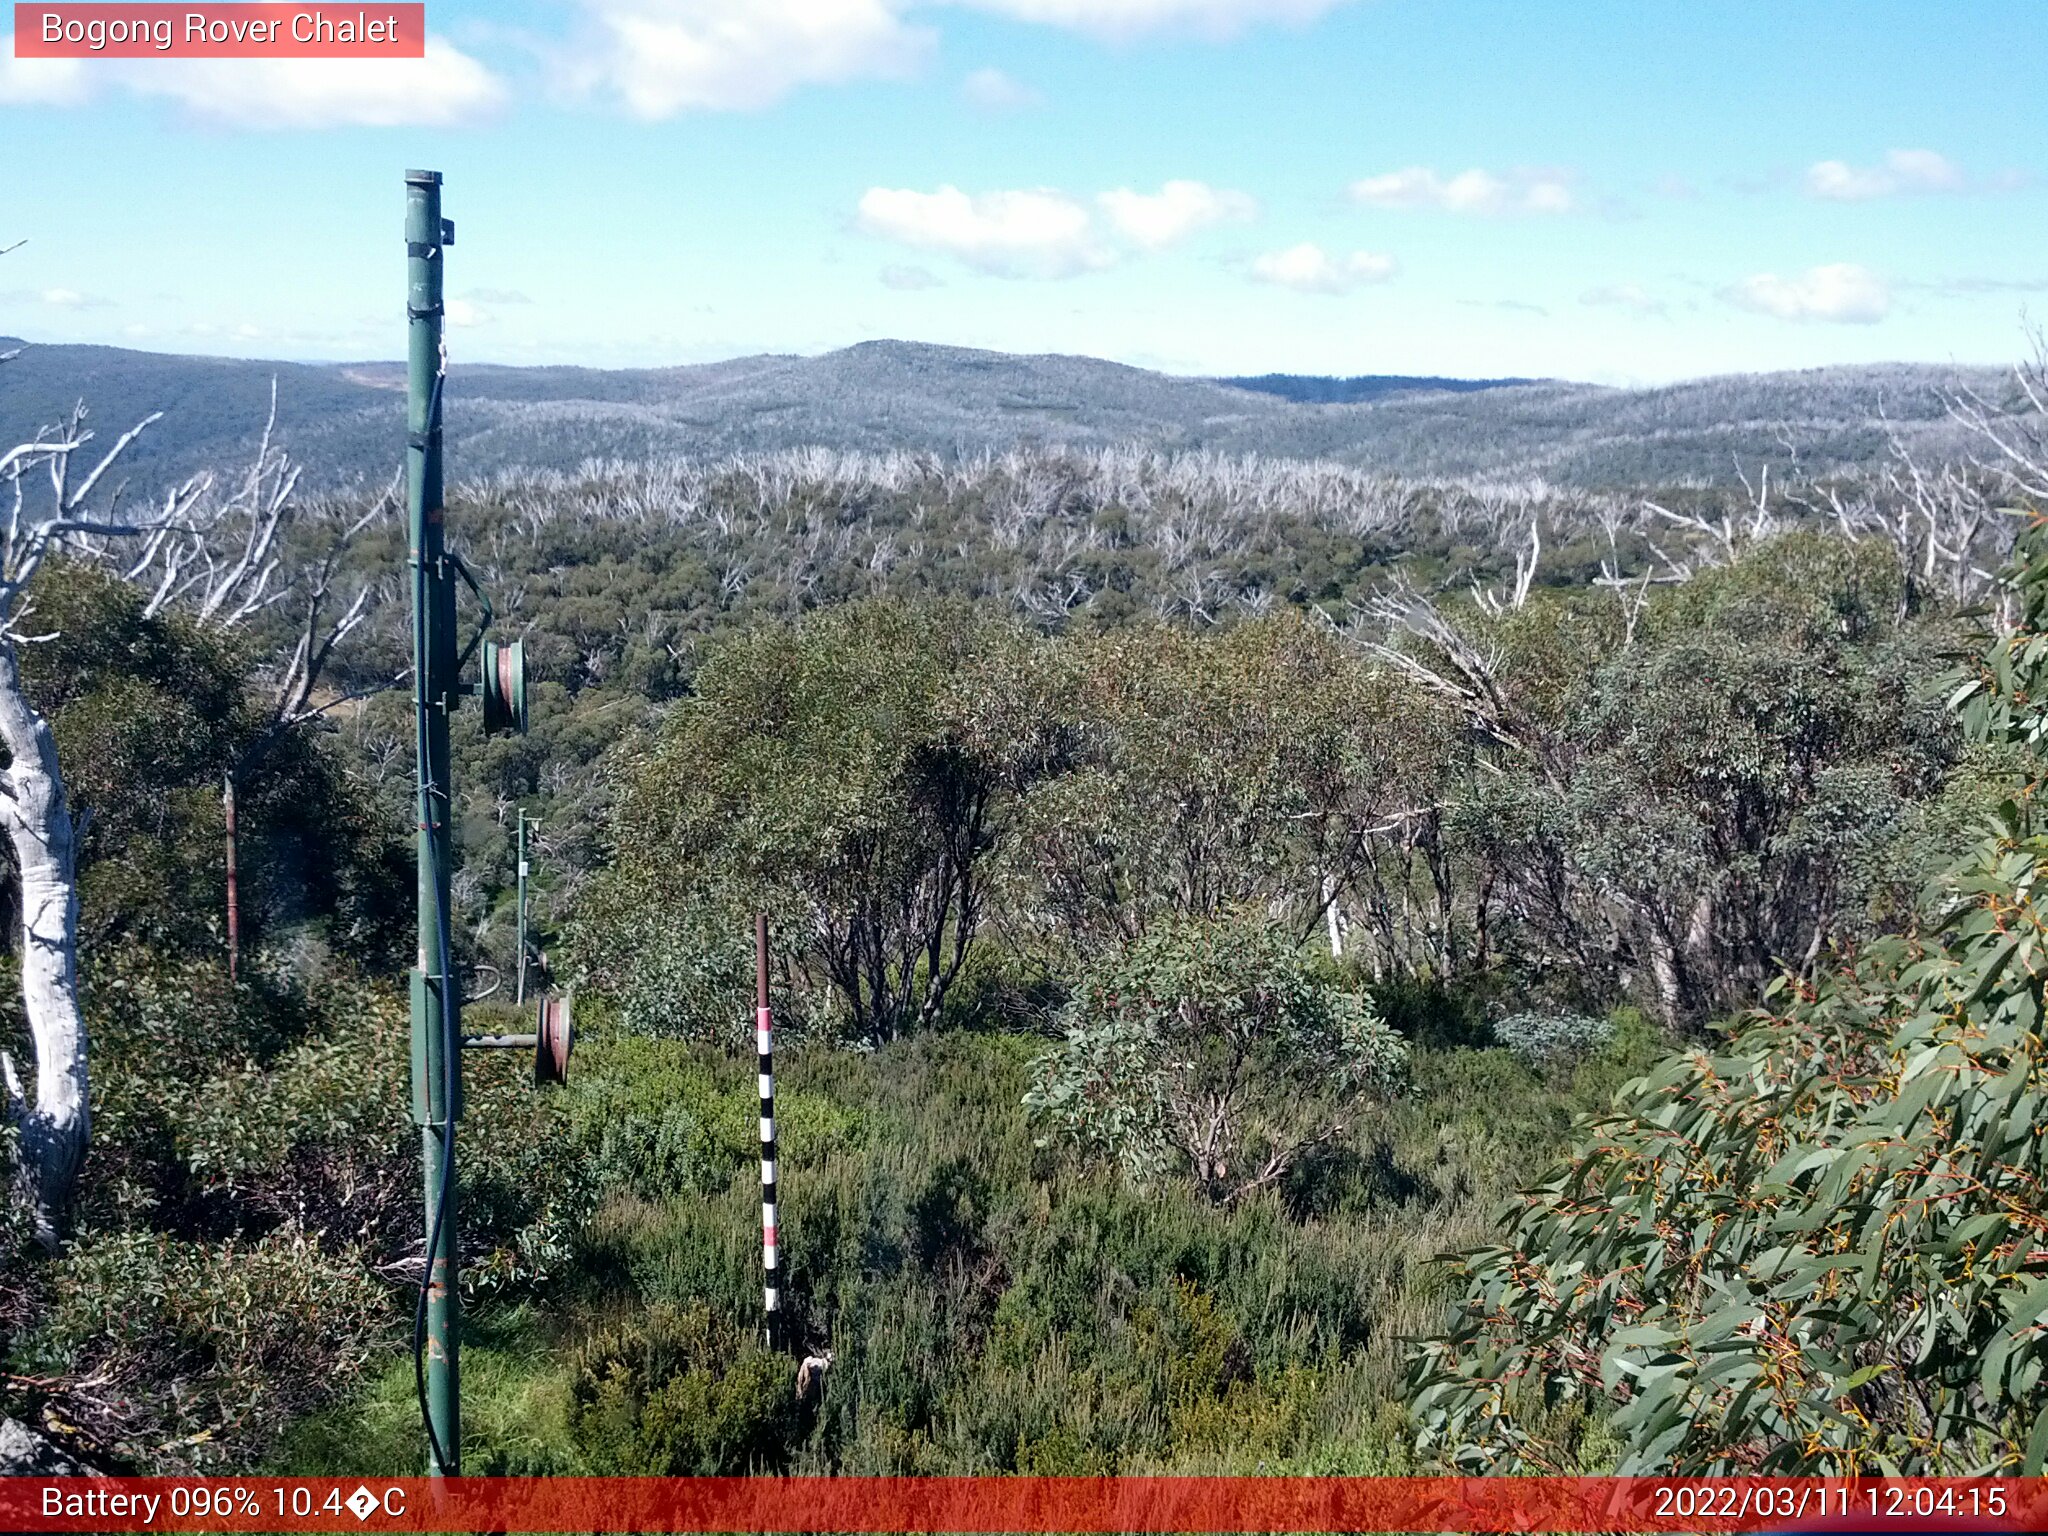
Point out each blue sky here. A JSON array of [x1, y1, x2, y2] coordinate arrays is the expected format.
[[0, 0, 2042, 383]]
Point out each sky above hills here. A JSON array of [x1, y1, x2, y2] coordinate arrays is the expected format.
[[0, 0, 2042, 384]]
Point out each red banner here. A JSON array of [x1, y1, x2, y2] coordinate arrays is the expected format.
[[12, 5, 426, 58], [1, 1477, 2044, 1533]]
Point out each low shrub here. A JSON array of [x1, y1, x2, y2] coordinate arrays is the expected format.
[[1027, 912, 1407, 1200], [18, 1230, 391, 1469], [1488, 1010, 1614, 1068], [568, 1302, 801, 1474]]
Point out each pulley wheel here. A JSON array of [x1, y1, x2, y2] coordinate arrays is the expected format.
[[534, 992, 573, 1086], [482, 638, 528, 736]]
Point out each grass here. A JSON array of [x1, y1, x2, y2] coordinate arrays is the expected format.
[[282, 1016, 1660, 1476], [277, 1302, 583, 1476]]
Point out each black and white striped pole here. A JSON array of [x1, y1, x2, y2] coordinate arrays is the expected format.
[[755, 913, 780, 1347]]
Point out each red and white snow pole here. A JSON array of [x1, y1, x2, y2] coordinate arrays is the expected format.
[[755, 913, 780, 1347]]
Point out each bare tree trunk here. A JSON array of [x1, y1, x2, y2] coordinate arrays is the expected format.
[[1639, 911, 1684, 1026], [1473, 870, 1493, 974], [0, 638, 87, 1249], [224, 772, 240, 982]]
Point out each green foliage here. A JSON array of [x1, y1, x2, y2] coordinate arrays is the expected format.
[[605, 900, 758, 1047], [1489, 1011, 1614, 1069], [74, 949, 364, 1233], [18, 561, 406, 966], [568, 1303, 802, 1474], [565, 1030, 863, 1203], [59, 949, 581, 1280], [1442, 535, 1958, 1021], [574, 539, 1955, 1046], [0, 388, 2012, 1482], [578, 601, 1034, 1044], [278, 1303, 581, 1476], [17, 1229, 390, 1468], [1, 945, 585, 1467], [549, 1029, 1600, 1478], [0, 562, 410, 1468], [1026, 913, 1406, 1200], [1409, 524, 2048, 1474], [1004, 615, 1452, 955], [1369, 976, 1500, 1051]]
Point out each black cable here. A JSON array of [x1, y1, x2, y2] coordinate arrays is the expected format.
[[410, 365, 459, 1478], [411, 749, 459, 1476]]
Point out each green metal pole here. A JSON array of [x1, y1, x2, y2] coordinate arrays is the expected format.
[[515, 811, 529, 1006], [405, 167, 460, 1479]]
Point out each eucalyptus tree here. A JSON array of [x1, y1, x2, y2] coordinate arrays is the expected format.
[[1410, 519, 2048, 1474], [0, 391, 201, 1245], [1000, 614, 1454, 963], [123, 385, 398, 976], [1027, 910, 1407, 1203], [1361, 534, 1955, 1022], [580, 600, 1044, 1045]]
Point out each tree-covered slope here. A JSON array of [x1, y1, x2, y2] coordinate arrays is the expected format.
[[0, 335, 2010, 492]]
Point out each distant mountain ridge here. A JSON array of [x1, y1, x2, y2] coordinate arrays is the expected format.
[[0, 335, 2009, 492], [1218, 372, 1545, 403]]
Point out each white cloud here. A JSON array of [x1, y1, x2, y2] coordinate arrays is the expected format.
[[0, 31, 502, 126], [1249, 242, 1396, 295], [1348, 166, 1576, 215], [0, 43, 89, 105], [8, 1, 1358, 122], [566, 0, 932, 117], [1885, 149, 1965, 190], [944, 0, 1355, 40], [1725, 263, 1890, 324], [960, 65, 1040, 110], [1805, 149, 1966, 201], [1909, 275, 2048, 296], [880, 263, 944, 289], [1098, 180, 1256, 249], [857, 185, 1109, 278], [6, 286, 114, 310], [1581, 282, 1668, 318], [445, 298, 493, 327], [859, 179, 1257, 277], [134, 42, 503, 127]]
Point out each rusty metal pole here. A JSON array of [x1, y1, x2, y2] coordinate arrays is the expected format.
[[756, 914, 780, 1348], [406, 167, 460, 1479]]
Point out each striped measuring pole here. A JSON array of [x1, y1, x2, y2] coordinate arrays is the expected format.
[[755, 913, 780, 1347]]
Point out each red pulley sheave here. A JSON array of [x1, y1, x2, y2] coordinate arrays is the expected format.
[[534, 992, 573, 1086]]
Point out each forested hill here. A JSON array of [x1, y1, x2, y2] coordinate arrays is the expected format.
[[0, 333, 2007, 492], [1219, 371, 1544, 403]]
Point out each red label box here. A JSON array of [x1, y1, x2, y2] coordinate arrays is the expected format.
[[13, 4, 426, 57], [0, 1477, 2043, 1534]]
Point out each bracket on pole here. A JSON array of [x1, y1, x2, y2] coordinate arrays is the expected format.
[[460, 992, 572, 1087]]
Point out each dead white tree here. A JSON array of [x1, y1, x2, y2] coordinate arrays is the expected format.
[[1950, 336, 2048, 509], [0, 399, 191, 1246], [1472, 518, 1541, 616], [1351, 575, 1560, 786]]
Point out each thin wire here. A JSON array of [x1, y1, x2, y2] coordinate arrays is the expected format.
[[412, 732, 458, 1475], [411, 360, 457, 1478]]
